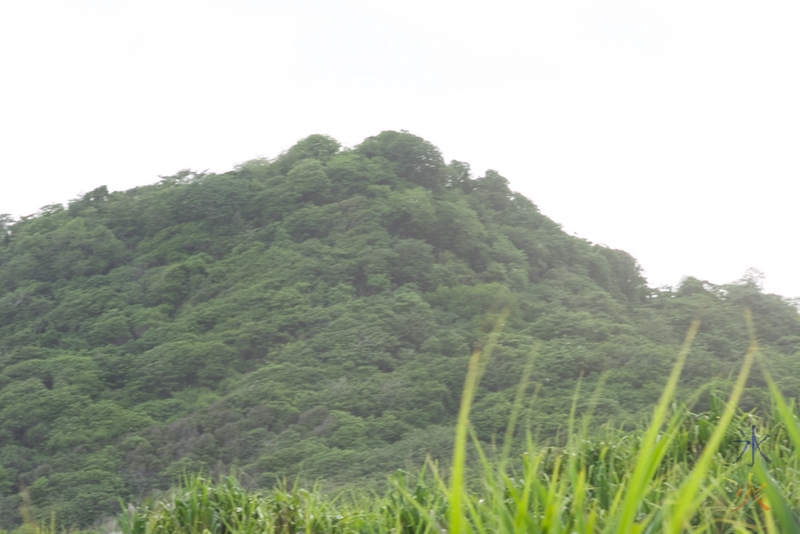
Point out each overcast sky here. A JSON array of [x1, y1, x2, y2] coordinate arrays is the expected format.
[[1, 1, 798, 298]]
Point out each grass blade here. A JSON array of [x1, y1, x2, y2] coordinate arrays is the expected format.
[[449, 306, 511, 534]]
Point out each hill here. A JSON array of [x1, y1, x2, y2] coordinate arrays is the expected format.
[[0, 131, 798, 528]]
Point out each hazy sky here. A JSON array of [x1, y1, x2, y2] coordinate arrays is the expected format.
[[1, 1, 798, 298]]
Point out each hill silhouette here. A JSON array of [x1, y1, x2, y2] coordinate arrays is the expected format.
[[0, 131, 798, 527]]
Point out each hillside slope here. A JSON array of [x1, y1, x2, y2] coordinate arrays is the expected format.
[[0, 131, 798, 527]]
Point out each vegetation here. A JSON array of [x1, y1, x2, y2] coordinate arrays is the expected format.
[[36, 313, 800, 533], [0, 130, 798, 530]]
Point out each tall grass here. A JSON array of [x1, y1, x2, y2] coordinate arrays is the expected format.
[[27, 308, 800, 533]]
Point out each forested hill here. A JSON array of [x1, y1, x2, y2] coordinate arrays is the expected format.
[[1, 131, 799, 528]]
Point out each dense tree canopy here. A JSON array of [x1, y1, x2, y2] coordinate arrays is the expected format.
[[0, 131, 797, 528]]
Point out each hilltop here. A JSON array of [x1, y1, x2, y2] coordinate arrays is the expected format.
[[0, 131, 798, 528]]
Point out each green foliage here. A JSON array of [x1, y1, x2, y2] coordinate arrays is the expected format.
[[0, 130, 797, 529], [357, 130, 445, 190], [113, 382, 800, 534]]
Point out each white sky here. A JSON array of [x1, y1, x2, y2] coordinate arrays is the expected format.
[[1, 0, 798, 298]]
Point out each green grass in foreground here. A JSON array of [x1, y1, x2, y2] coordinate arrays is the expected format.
[[9, 309, 800, 533]]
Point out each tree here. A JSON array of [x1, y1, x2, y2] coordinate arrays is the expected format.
[[357, 131, 445, 190]]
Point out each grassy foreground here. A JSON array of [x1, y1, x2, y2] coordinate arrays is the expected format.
[[10, 310, 800, 533]]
